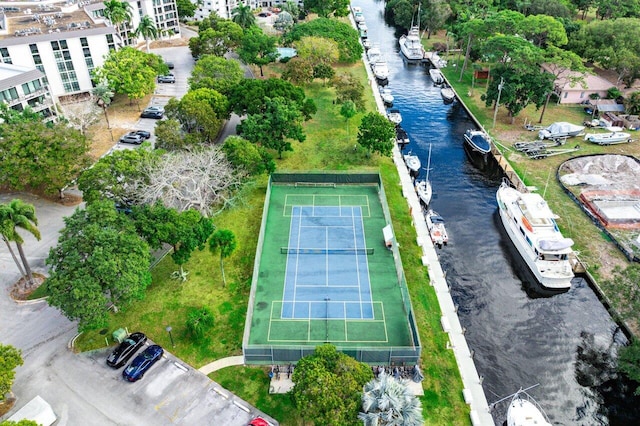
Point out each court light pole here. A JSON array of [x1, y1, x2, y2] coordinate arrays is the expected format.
[[324, 298, 330, 343], [166, 325, 175, 347]]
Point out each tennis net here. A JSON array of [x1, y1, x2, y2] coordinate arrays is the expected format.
[[280, 247, 374, 255]]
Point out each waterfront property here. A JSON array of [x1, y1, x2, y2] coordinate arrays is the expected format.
[[243, 173, 421, 365]]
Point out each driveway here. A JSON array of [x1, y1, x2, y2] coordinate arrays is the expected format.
[[0, 193, 277, 425]]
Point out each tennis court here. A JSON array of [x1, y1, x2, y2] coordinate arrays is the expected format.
[[243, 173, 421, 364]]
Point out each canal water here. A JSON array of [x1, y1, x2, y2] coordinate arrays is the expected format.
[[353, 0, 640, 424]]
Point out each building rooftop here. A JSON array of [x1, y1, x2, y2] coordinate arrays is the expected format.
[[0, 2, 110, 42]]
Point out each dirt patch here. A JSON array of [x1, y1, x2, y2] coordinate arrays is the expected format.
[[10, 272, 47, 301], [0, 397, 16, 417], [150, 38, 189, 49]]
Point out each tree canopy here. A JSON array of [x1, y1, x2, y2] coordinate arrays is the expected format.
[[283, 18, 363, 63], [291, 344, 372, 426], [237, 96, 306, 158], [303, 0, 350, 17], [93, 47, 162, 104], [227, 78, 316, 119], [222, 135, 275, 176], [46, 201, 152, 331], [359, 370, 423, 426], [0, 343, 23, 401], [0, 118, 90, 197], [165, 87, 229, 143], [188, 18, 243, 58], [357, 112, 396, 157], [189, 55, 244, 95], [237, 26, 279, 77]]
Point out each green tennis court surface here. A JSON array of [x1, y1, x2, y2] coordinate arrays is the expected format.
[[243, 174, 420, 364]]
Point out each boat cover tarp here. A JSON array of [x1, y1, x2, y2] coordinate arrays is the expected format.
[[539, 122, 585, 139], [539, 238, 574, 251]]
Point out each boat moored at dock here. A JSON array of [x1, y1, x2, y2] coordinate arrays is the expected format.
[[496, 181, 574, 291]]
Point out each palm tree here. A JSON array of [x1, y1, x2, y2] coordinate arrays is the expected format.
[[103, 0, 133, 40], [0, 200, 41, 289], [93, 79, 114, 129], [359, 370, 423, 426], [135, 15, 158, 53], [232, 2, 255, 29], [209, 229, 237, 287]]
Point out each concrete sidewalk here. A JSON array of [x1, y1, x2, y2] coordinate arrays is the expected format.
[[198, 355, 244, 375]]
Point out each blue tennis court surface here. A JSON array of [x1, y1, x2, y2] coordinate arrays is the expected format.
[[281, 206, 374, 320]]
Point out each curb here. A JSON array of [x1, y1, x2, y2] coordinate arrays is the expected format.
[[68, 332, 83, 350], [13, 296, 48, 305]]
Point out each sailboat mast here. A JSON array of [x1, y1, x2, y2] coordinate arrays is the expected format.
[[426, 144, 432, 181]]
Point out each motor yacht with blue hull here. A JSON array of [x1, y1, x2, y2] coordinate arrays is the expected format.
[[464, 129, 492, 155], [496, 181, 574, 291]]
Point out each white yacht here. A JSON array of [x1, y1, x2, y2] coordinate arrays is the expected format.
[[425, 209, 448, 248], [507, 390, 552, 426], [372, 60, 390, 80], [379, 87, 394, 105], [403, 152, 420, 174], [367, 46, 381, 63], [496, 181, 574, 290], [387, 108, 402, 125], [429, 68, 444, 85], [399, 5, 425, 61]]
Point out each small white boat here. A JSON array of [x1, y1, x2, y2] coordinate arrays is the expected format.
[[415, 180, 432, 206], [403, 153, 420, 174], [584, 131, 632, 145], [372, 60, 390, 80], [507, 390, 551, 426], [352, 6, 364, 22], [362, 39, 372, 50], [429, 68, 444, 85], [425, 51, 447, 68], [358, 22, 367, 31], [379, 87, 394, 105], [496, 181, 574, 290], [464, 129, 492, 155], [387, 108, 402, 125], [415, 144, 433, 205], [538, 122, 585, 140], [367, 46, 381, 63], [425, 209, 448, 248], [440, 86, 455, 104]]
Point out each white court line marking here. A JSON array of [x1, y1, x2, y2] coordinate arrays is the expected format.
[[293, 207, 303, 316], [357, 206, 374, 319], [325, 226, 329, 287], [280, 208, 297, 318], [350, 206, 364, 319]]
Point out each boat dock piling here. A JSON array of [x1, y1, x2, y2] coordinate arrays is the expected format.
[[364, 41, 495, 426]]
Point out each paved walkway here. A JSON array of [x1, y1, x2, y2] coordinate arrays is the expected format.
[[359, 25, 495, 425], [198, 355, 245, 375]]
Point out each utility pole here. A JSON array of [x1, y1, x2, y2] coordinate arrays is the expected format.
[[492, 77, 504, 129]]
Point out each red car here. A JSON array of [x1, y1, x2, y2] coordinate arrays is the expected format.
[[248, 417, 270, 426]]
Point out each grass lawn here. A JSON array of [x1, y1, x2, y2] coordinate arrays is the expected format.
[[75, 62, 469, 425]]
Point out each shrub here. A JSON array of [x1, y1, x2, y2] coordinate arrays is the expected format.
[[186, 307, 214, 340]]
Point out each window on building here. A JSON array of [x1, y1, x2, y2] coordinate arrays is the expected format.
[[22, 80, 43, 96], [80, 37, 95, 71], [0, 47, 12, 64], [580, 92, 585, 98], [106, 34, 116, 51], [0, 87, 19, 103], [51, 40, 80, 93]]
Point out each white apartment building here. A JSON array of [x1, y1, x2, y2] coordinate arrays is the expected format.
[[0, 0, 179, 103], [193, 0, 304, 22], [0, 62, 56, 121]]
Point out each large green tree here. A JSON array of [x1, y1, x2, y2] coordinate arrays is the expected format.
[[0, 200, 40, 289], [222, 135, 275, 176], [228, 78, 315, 118], [188, 55, 244, 94], [77, 147, 159, 206], [165, 87, 229, 143], [155, 118, 186, 151], [93, 47, 162, 106], [132, 203, 214, 281], [291, 344, 372, 426], [93, 79, 114, 129], [188, 20, 243, 58], [332, 73, 366, 110], [237, 26, 279, 77], [357, 112, 396, 157], [294, 36, 340, 65], [176, 0, 197, 19], [0, 344, 23, 402], [46, 201, 152, 331], [359, 370, 423, 426], [237, 96, 306, 158], [0, 120, 91, 198]]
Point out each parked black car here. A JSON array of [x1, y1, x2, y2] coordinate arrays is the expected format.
[[140, 106, 164, 119], [122, 345, 164, 382], [106, 332, 147, 368], [119, 132, 144, 144], [135, 130, 151, 139]]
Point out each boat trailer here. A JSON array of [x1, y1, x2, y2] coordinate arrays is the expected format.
[[513, 138, 580, 159]]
